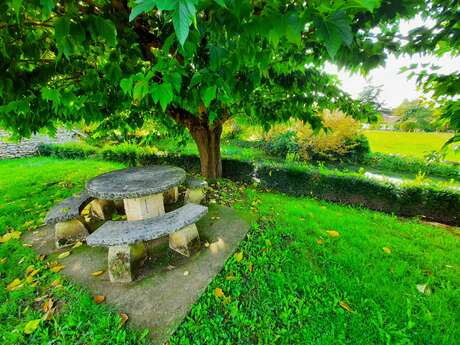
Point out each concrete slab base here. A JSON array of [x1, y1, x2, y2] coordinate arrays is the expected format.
[[23, 205, 251, 345]]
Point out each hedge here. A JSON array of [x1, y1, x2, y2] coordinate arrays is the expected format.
[[364, 152, 460, 180], [37, 143, 460, 226]]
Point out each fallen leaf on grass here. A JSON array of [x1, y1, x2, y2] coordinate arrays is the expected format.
[[223, 296, 232, 305], [72, 241, 83, 249], [50, 279, 62, 288], [50, 264, 64, 273], [416, 284, 432, 296], [119, 312, 129, 328], [42, 308, 54, 321], [383, 247, 392, 254], [24, 319, 41, 335], [91, 270, 104, 277], [316, 238, 325, 245], [42, 298, 53, 312], [214, 288, 225, 298], [234, 251, 243, 262], [0, 231, 22, 243], [326, 230, 340, 238], [94, 295, 105, 304], [339, 301, 353, 313], [57, 251, 70, 259], [0, 257, 7, 264], [6, 278, 23, 291], [225, 273, 235, 281]]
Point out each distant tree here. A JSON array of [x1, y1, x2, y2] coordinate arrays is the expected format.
[[393, 100, 436, 132], [394, 100, 436, 132], [358, 83, 385, 116]]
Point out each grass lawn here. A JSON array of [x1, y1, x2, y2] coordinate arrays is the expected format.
[[365, 130, 460, 162], [1, 157, 459, 344]]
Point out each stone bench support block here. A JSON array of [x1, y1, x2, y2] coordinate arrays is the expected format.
[[55, 219, 89, 248], [90, 199, 117, 221], [163, 187, 179, 205], [169, 224, 200, 257], [185, 176, 208, 204], [108, 243, 147, 283], [123, 193, 165, 221]]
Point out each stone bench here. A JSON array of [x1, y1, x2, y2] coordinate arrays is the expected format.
[[86, 203, 208, 283], [45, 192, 93, 248], [185, 176, 208, 204]]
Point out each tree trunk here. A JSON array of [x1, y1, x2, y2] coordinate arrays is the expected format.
[[189, 124, 222, 179]]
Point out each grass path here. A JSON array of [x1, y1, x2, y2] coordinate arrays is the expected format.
[[365, 130, 460, 162], [0, 158, 459, 344]]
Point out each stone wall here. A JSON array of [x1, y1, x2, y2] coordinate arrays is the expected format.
[[0, 129, 79, 159]]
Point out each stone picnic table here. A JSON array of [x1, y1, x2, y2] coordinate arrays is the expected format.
[[46, 164, 209, 283], [86, 165, 186, 221]]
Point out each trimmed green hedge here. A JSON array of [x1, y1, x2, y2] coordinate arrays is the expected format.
[[37, 143, 460, 226], [257, 163, 460, 225], [365, 152, 460, 180]]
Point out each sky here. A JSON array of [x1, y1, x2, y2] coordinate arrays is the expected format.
[[324, 18, 460, 109]]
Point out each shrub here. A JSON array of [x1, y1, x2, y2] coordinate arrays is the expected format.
[[263, 111, 370, 163], [37, 142, 98, 159], [263, 130, 299, 158], [222, 118, 242, 140], [38, 142, 460, 225], [365, 152, 460, 181]]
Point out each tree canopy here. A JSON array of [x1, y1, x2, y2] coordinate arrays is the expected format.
[[0, 0, 439, 177], [399, 0, 460, 144]]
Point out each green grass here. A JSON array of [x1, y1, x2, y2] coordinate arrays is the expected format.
[[365, 130, 460, 162], [1, 157, 459, 344], [0, 158, 150, 344], [172, 190, 460, 344]]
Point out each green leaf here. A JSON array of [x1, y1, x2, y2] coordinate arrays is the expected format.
[[24, 319, 41, 335], [352, 0, 381, 11], [201, 85, 217, 108], [41, 87, 60, 102], [316, 10, 352, 58], [40, 0, 55, 17], [156, 0, 177, 10], [158, 82, 174, 111], [172, 0, 197, 46], [214, 0, 227, 8], [129, 0, 156, 21], [120, 78, 133, 95], [167, 72, 182, 92], [133, 80, 149, 100]]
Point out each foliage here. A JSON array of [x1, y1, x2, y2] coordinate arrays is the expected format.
[[365, 152, 460, 181], [358, 83, 385, 116], [0, 158, 151, 344], [263, 111, 370, 162], [400, 0, 460, 144], [38, 142, 460, 224], [221, 118, 242, 140], [257, 162, 460, 225], [0, 0, 431, 177], [393, 99, 437, 132]]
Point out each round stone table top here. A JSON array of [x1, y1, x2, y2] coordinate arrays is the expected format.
[[86, 165, 186, 199]]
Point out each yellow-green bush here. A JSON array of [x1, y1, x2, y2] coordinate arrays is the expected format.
[[263, 110, 369, 162]]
